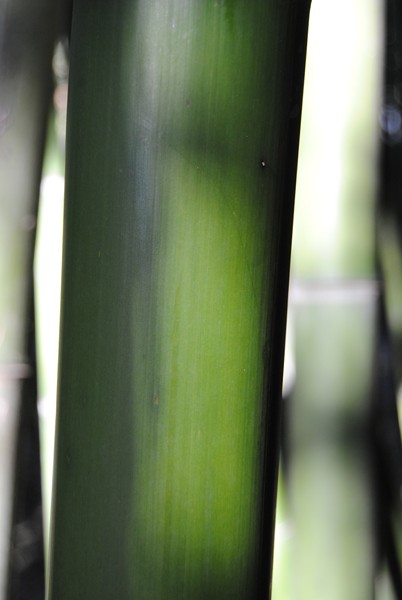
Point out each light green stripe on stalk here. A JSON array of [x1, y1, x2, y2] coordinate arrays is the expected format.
[[130, 156, 269, 598], [125, 4, 283, 596]]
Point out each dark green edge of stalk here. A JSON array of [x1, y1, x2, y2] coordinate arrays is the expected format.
[[257, 1, 311, 594]]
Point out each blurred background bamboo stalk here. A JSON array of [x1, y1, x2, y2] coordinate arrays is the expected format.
[[375, 0, 402, 594], [272, 0, 387, 598], [0, 0, 59, 598]]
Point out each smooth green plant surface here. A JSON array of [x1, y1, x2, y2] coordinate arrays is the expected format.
[[48, 1, 310, 599]]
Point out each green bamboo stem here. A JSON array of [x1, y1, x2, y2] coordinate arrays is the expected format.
[[48, 2, 311, 598]]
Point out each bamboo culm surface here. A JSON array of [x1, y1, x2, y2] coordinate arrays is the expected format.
[[48, 2, 311, 599]]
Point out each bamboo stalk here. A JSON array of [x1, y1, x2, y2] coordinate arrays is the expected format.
[[275, 0, 384, 597], [0, 0, 59, 597], [48, 2, 311, 598]]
